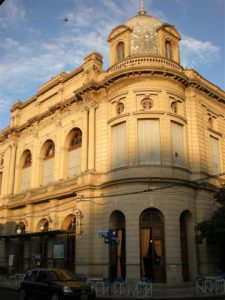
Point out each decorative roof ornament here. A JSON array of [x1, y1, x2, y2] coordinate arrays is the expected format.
[[138, 0, 147, 15]]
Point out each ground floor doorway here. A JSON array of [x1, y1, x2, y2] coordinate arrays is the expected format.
[[140, 209, 166, 283]]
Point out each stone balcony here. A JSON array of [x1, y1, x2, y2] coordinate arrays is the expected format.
[[1, 177, 78, 209], [108, 55, 184, 74]]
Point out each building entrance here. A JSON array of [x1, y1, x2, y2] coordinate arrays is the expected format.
[[140, 209, 165, 283]]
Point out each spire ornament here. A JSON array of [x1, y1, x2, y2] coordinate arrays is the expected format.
[[138, 0, 147, 15]]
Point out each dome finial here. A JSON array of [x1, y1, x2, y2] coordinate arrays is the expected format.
[[138, 0, 147, 15]]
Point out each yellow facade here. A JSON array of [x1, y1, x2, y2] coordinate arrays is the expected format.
[[0, 8, 225, 286]]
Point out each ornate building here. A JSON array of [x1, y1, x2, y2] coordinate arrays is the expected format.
[[0, 3, 225, 286]]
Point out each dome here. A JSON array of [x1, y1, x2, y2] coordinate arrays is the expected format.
[[107, 7, 181, 66], [125, 14, 163, 56]]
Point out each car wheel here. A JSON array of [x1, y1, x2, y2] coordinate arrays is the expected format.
[[19, 288, 27, 300], [51, 293, 60, 300]]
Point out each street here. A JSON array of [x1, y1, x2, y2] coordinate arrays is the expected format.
[[0, 289, 18, 300], [1, 288, 225, 300]]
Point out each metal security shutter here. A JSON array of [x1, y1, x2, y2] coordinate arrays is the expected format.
[[138, 119, 161, 164], [22, 167, 31, 191], [210, 136, 220, 174], [68, 147, 81, 177], [112, 122, 127, 168], [171, 122, 185, 166], [43, 158, 54, 185]]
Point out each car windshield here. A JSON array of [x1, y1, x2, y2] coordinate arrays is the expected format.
[[49, 269, 74, 281]]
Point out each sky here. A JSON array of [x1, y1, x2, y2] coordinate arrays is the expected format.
[[0, 0, 224, 131]]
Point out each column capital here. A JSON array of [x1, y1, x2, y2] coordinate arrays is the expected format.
[[81, 105, 90, 113], [90, 101, 98, 110]]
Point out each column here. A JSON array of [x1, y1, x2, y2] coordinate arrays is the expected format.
[[88, 103, 97, 171], [81, 107, 89, 172], [8, 143, 17, 194], [55, 117, 63, 181], [30, 130, 38, 188]]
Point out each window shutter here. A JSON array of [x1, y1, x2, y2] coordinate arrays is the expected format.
[[171, 122, 185, 166], [43, 158, 54, 185], [68, 147, 81, 177], [112, 122, 127, 168], [138, 119, 161, 164], [210, 136, 220, 174], [22, 167, 31, 191]]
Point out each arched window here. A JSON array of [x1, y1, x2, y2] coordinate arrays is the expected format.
[[38, 218, 49, 232], [140, 209, 165, 283], [37, 218, 49, 268], [16, 222, 26, 234], [117, 42, 125, 62], [21, 150, 32, 191], [62, 214, 76, 271], [110, 211, 126, 281], [68, 128, 82, 177], [45, 141, 55, 158], [43, 140, 55, 185], [15, 221, 26, 272], [165, 40, 172, 60]]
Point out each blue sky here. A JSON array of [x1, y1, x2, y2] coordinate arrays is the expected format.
[[0, 0, 224, 131]]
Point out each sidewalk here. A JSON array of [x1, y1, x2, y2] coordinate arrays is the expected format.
[[0, 286, 224, 299], [0, 281, 225, 299], [97, 286, 225, 299], [151, 285, 224, 299], [97, 286, 225, 300]]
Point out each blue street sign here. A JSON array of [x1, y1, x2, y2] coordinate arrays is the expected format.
[[99, 230, 109, 238], [99, 229, 120, 245]]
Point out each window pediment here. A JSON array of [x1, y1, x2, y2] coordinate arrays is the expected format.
[[157, 24, 181, 40], [108, 24, 132, 42]]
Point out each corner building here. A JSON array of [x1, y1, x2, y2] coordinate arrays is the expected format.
[[0, 7, 225, 286]]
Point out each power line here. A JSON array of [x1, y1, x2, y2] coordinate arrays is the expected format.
[[76, 171, 225, 201], [1, 171, 224, 223]]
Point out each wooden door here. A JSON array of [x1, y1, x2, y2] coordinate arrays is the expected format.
[[140, 209, 165, 283]]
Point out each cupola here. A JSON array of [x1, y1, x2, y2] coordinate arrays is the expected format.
[[108, 2, 181, 67]]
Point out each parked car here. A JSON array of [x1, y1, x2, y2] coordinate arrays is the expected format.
[[18, 268, 96, 300]]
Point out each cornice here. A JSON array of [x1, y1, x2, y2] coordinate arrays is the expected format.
[[1, 57, 224, 142], [185, 69, 225, 104], [11, 66, 83, 113]]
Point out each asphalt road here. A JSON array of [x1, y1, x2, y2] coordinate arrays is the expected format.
[[0, 289, 18, 300]]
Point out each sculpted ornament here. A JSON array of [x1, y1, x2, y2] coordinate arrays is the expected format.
[[90, 101, 98, 110], [81, 105, 89, 113]]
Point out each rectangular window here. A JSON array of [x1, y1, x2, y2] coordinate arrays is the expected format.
[[22, 167, 30, 191], [210, 136, 220, 175], [171, 122, 185, 166], [138, 119, 161, 164], [112, 122, 127, 168], [0, 172, 2, 195], [68, 148, 81, 177], [43, 158, 54, 185]]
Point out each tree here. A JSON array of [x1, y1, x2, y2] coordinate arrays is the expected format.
[[196, 184, 225, 271]]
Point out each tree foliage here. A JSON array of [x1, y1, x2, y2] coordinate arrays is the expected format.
[[196, 184, 225, 270]]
